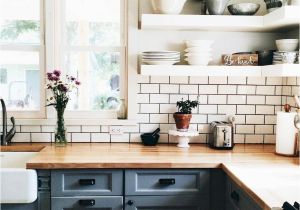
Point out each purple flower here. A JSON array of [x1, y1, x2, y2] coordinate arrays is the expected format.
[[58, 84, 68, 92], [75, 81, 81, 85], [53, 70, 61, 77], [52, 76, 59, 81]]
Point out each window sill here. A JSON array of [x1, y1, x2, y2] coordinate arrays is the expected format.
[[11, 118, 137, 126]]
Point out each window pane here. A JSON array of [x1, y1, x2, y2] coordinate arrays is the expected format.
[[0, 0, 40, 44], [0, 51, 40, 110], [65, 51, 120, 111], [65, 0, 120, 46]]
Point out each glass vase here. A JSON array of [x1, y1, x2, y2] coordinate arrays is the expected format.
[[54, 108, 67, 146], [117, 99, 127, 119]]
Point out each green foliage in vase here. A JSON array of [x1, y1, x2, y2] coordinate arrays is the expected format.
[[176, 98, 200, 114]]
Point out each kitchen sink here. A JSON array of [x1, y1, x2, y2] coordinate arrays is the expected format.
[[0, 152, 38, 204]]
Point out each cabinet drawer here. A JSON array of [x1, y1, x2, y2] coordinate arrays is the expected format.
[[226, 177, 262, 210], [125, 169, 209, 195], [51, 170, 123, 196], [125, 195, 209, 210], [51, 196, 123, 210]]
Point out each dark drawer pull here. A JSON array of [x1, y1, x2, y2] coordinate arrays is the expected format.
[[230, 191, 240, 202], [79, 179, 95, 186], [159, 178, 176, 185], [79, 199, 95, 206]]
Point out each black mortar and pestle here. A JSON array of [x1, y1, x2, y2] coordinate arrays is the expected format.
[[140, 128, 160, 146]]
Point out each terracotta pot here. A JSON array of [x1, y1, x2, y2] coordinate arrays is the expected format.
[[173, 113, 192, 132]]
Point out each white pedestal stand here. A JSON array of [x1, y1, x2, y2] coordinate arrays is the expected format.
[[169, 130, 199, 148]]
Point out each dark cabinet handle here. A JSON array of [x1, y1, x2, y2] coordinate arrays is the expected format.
[[159, 178, 175, 185], [127, 200, 134, 206], [79, 199, 95, 206], [230, 191, 240, 202], [79, 179, 95, 185]]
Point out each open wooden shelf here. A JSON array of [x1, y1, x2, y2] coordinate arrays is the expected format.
[[140, 64, 300, 77], [141, 6, 300, 31]]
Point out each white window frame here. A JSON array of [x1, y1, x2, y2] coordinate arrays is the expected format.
[[0, 0, 46, 119], [45, 0, 128, 119]]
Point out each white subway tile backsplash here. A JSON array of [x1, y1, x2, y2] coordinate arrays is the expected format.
[[199, 85, 218, 94], [245, 135, 263, 143], [67, 126, 81, 132], [189, 76, 208, 84], [170, 76, 189, 84], [41, 125, 55, 132], [137, 114, 150, 123], [141, 84, 159, 93], [111, 134, 130, 143], [237, 105, 255, 114], [265, 115, 276, 124], [228, 77, 247, 84], [247, 96, 265, 104], [101, 126, 109, 133], [218, 85, 237, 94], [264, 135, 276, 144], [140, 124, 159, 133], [256, 86, 275, 95], [208, 95, 227, 104], [255, 125, 273, 134], [21, 125, 41, 132], [246, 115, 264, 124], [150, 76, 169, 84], [150, 114, 169, 123], [198, 105, 218, 114], [160, 104, 177, 113], [160, 84, 179, 93], [82, 126, 101, 133], [137, 94, 150, 103], [91, 133, 110, 142], [237, 86, 256, 94], [72, 133, 91, 142], [140, 104, 159, 113], [160, 124, 175, 133], [31, 133, 52, 142], [218, 105, 236, 115], [208, 115, 226, 122], [190, 114, 207, 123], [150, 94, 169, 103], [209, 77, 227, 84], [170, 94, 188, 103], [180, 85, 198, 94], [228, 95, 246, 104], [234, 134, 245, 143], [12, 133, 31, 143], [266, 96, 281, 105], [247, 77, 265, 85], [236, 125, 254, 134], [266, 77, 282, 85], [256, 106, 274, 114], [137, 75, 150, 83]]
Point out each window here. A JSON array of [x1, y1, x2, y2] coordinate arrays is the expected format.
[[0, 0, 44, 116], [0, 0, 127, 119], [51, 0, 126, 118]]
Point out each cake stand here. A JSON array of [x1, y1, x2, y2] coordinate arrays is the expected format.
[[168, 130, 199, 148]]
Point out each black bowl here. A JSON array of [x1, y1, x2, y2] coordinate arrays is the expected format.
[[256, 50, 275, 66], [141, 133, 159, 146]]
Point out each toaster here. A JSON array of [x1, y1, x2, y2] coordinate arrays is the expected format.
[[209, 121, 234, 149]]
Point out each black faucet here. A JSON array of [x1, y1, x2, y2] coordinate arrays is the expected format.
[[1, 99, 16, 145]]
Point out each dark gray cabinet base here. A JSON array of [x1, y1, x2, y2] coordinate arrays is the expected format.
[[125, 195, 209, 210]]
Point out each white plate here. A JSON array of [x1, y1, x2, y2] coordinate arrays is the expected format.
[[142, 55, 180, 59], [143, 60, 179, 65], [184, 52, 212, 57], [142, 51, 180, 55], [184, 47, 212, 53]]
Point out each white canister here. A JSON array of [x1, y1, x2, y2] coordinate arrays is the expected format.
[[276, 112, 298, 156]]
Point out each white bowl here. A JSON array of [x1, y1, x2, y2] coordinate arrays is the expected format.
[[151, 0, 187, 14], [185, 40, 214, 48], [184, 52, 212, 57], [276, 39, 299, 52], [185, 57, 212, 65], [184, 47, 213, 53]]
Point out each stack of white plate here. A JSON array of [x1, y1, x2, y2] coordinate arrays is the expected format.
[[142, 51, 180, 65], [273, 51, 299, 64], [184, 40, 214, 65]]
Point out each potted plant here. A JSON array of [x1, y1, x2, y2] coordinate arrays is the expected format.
[[173, 98, 200, 132]]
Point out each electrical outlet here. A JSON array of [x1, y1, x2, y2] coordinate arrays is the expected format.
[[109, 126, 123, 135]]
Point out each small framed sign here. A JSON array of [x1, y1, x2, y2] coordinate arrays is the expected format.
[[222, 54, 258, 66]]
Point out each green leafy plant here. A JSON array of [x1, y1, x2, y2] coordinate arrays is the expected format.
[[176, 98, 200, 114]]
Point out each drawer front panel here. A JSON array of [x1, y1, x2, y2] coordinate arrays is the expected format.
[[125, 169, 209, 195], [124, 195, 209, 210], [51, 196, 123, 210], [51, 170, 123, 196]]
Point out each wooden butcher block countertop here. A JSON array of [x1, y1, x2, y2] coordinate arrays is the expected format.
[[1, 143, 299, 209]]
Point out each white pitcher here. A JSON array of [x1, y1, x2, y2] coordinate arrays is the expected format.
[[151, 0, 187, 14]]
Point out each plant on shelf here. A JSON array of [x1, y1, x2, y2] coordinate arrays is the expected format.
[[173, 98, 200, 132], [46, 70, 81, 146]]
